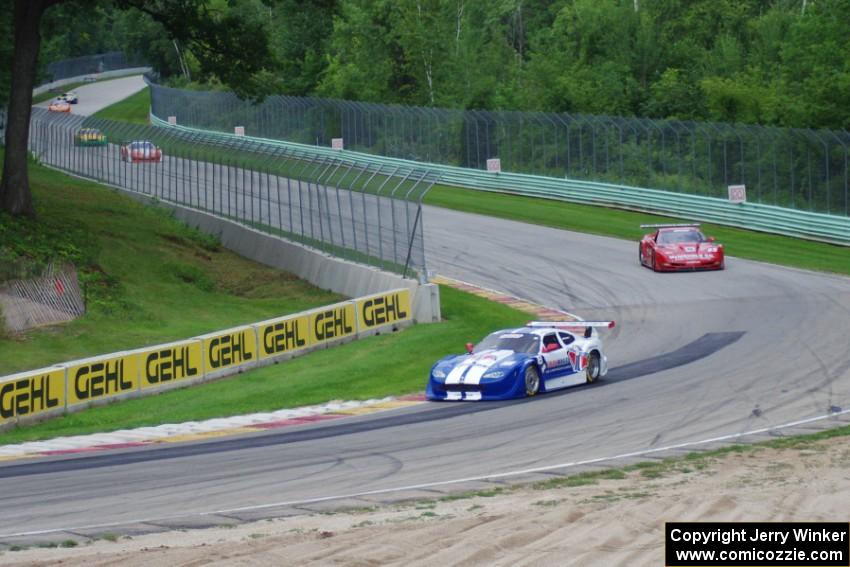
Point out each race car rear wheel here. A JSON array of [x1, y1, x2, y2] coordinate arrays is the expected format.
[[585, 352, 601, 384], [524, 366, 540, 397]]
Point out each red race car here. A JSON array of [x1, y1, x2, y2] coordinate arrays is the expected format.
[[639, 223, 724, 272], [120, 140, 163, 163]]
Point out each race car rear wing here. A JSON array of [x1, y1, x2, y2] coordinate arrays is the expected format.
[[526, 320, 616, 338], [639, 223, 700, 229]]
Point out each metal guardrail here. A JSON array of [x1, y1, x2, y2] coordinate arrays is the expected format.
[[147, 79, 850, 218], [28, 108, 434, 277], [150, 113, 850, 246]]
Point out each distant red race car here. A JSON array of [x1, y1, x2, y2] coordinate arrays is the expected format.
[[120, 140, 162, 163], [639, 224, 724, 272]]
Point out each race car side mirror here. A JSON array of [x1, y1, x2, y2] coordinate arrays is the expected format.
[[708, 236, 716, 242], [465, 342, 474, 354]]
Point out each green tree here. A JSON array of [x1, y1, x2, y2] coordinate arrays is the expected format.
[[270, 0, 338, 96], [0, 0, 278, 217]]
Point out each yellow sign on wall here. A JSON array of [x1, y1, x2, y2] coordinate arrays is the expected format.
[[139, 341, 203, 389], [202, 327, 257, 372], [309, 302, 356, 344], [67, 354, 138, 406], [256, 314, 311, 359], [0, 368, 65, 425], [356, 289, 411, 331]]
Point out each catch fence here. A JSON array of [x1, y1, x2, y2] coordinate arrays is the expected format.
[[44, 52, 147, 83], [149, 80, 850, 217], [28, 108, 434, 278]]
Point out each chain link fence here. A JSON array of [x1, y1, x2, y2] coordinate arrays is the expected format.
[[28, 108, 435, 278], [43, 52, 147, 83], [149, 81, 850, 216], [0, 263, 85, 333]]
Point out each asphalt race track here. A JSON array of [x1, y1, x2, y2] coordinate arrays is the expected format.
[[34, 75, 147, 117], [2, 77, 850, 544]]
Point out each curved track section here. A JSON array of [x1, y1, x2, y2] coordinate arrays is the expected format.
[[34, 75, 146, 117], [3, 81, 850, 541]]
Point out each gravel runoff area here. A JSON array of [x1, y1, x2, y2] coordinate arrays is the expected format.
[[2, 433, 847, 566]]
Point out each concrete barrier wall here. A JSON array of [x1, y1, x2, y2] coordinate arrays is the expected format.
[[163, 202, 440, 324], [33, 67, 153, 96], [0, 288, 414, 431]]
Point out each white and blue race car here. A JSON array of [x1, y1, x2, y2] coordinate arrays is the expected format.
[[59, 91, 78, 104], [426, 321, 614, 401]]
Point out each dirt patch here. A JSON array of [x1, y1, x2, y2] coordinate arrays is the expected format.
[[5, 436, 849, 566]]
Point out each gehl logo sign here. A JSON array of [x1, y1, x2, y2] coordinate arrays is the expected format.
[[310, 304, 356, 344], [0, 370, 64, 422], [259, 315, 309, 359], [204, 329, 257, 370], [143, 343, 202, 388], [357, 291, 411, 331], [68, 356, 138, 405]]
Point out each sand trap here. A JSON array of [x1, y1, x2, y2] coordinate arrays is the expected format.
[[4, 435, 847, 566]]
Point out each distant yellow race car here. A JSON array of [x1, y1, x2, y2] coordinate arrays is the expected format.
[[48, 99, 71, 113], [74, 128, 107, 147]]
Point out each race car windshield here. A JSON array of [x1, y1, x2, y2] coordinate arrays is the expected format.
[[474, 332, 538, 354], [657, 229, 706, 244]]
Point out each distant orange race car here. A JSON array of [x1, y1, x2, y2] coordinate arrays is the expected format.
[[48, 99, 71, 112]]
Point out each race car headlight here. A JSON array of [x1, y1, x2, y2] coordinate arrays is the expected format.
[[482, 370, 506, 379], [432, 368, 447, 379]]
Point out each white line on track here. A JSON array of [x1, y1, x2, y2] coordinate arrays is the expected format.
[[3, 405, 848, 539]]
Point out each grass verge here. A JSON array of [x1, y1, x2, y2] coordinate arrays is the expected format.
[[0, 285, 528, 444], [0, 148, 341, 376]]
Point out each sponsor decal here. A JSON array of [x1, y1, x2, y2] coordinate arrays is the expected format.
[[67, 355, 138, 405], [204, 329, 257, 371], [568, 350, 586, 371], [356, 290, 411, 330], [258, 315, 310, 359], [140, 342, 202, 388], [310, 304, 356, 343], [547, 356, 568, 369], [669, 253, 717, 261], [0, 369, 64, 423]]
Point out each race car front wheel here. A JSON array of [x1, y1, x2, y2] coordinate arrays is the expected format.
[[585, 352, 601, 384], [524, 366, 540, 397]]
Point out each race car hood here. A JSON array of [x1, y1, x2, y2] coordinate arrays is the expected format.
[[657, 242, 721, 260], [437, 349, 525, 385]]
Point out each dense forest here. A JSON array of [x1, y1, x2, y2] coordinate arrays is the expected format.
[[5, 0, 845, 132]]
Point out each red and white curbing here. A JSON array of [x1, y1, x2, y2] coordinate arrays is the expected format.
[[0, 395, 425, 461]]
